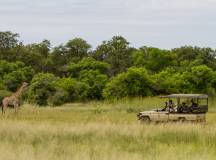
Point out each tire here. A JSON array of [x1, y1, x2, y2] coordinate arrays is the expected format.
[[178, 117, 186, 122], [140, 116, 151, 124]]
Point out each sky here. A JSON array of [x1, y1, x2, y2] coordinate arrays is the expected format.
[[1, 0, 216, 49]]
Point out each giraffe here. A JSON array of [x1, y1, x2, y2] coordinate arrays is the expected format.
[[2, 82, 28, 114]]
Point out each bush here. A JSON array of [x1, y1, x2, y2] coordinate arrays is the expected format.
[[153, 65, 216, 95], [103, 67, 155, 99], [28, 73, 58, 106], [48, 88, 68, 106], [79, 70, 108, 100], [55, 77, 89, 102], [0, 80, 5, 90], [181, 65, 216, 93], [152, 68, 182, 94]]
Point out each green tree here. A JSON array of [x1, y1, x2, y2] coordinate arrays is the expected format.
[[152, 68, 182, 94], [0, 60, 34, 91], [172, 46, 216, 70], [132, 47, 177, 73], [65, 38, 91, 62], [68, 57, 110, 78], [94, 36, 134, 75], [18, 40, 52, 72], [0, 31, 21, 61], [103, 67, 155, 99]]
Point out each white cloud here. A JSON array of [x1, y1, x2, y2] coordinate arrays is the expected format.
[[0, 0, 216, 48]]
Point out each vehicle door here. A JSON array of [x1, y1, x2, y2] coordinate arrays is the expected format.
[[158, 111, 169, 122]]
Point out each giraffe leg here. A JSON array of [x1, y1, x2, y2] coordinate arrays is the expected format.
[[2, 104, 7, 114], [2, 100, 7, 114], [14, 103, 18, 113]]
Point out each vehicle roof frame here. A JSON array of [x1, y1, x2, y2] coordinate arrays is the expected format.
[[159, 94, 208, 99]]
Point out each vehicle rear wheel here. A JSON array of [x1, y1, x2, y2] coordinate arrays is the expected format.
[[140, 116, 151, 124]]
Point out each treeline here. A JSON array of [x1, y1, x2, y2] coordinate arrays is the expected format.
[[0, 31, 216, 106]]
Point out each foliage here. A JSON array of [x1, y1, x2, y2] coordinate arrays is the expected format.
[[48, 88, 68, 106], [153, 65, 216, 95], [103, 67, 155, 99], [0, 60, 34, 91], [79, 70, 108, 99], [0, 31, 21, 61], [1, 31, 216, 105], [152, 68, 182, 94], [27, 73, 58, 106], [94, 36, 134, 75], [68, 57, 110, 78], [55, 77, 89, 101], [132, 47, 177, 72], [181, 65, 216, 94], [65, 38, 92, 62]]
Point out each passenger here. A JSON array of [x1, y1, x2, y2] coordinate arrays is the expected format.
[[191, 99, 198, 108], [190, 99, 198, 113], [182, 102, 187, 109], [168, 100, 175, 112]]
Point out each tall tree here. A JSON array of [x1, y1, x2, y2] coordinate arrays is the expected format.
[[132, 47, 177, 73], [65, 38, 91, 62], [0, 31, 21, 61], [94, 36, 133, 75]]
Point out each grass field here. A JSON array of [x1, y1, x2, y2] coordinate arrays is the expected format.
[[0, 97, 216, 160]]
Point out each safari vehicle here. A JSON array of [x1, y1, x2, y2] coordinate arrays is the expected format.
[[137, 94, 208, 123]]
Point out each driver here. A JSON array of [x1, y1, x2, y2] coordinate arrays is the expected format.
[[162, 101, 168, 111]]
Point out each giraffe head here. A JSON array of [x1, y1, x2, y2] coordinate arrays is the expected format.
[[22, 82, 28, 88]]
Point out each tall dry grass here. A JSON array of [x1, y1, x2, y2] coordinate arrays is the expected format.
[[0, 97, 216, 160]]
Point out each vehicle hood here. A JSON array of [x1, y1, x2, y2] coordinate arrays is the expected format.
[[138, 110, 168, 115], [139, 111, 157, 114]]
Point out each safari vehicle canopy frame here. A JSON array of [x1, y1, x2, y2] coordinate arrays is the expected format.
[[160, 94, 208, 114]]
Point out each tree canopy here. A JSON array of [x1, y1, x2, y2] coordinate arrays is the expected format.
[[1, 31, 216, 105]]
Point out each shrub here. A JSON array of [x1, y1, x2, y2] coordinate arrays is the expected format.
[[181, 65, 216, 93], [103, 67, 155, 99], [79, 70, 108, 100], [28, 73, 58, 106], [48, 88, 68, 106], [152, 68, 182, 94], [55, 77, 89, 102], [153, 65, 216, 95]]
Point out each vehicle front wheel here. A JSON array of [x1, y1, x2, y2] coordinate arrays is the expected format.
[[140, 116, 151, 124]]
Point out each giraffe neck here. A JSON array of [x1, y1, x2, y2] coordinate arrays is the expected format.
[[13, 85, 25, 98]]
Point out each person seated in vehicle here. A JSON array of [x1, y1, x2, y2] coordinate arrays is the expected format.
[[189, 99, 198, 112], [162, 102, 169, 111], [168, 100, 175, 112], [191, 99, 198, 108], [178, 102, 187, 113]]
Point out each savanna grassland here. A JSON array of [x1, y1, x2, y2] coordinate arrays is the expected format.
[[1, 97, 216, 160]]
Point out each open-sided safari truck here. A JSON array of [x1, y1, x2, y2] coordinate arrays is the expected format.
[[137, 94, 208, 123]]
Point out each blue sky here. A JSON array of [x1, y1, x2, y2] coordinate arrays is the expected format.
[[1, 0, 216, 48]]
